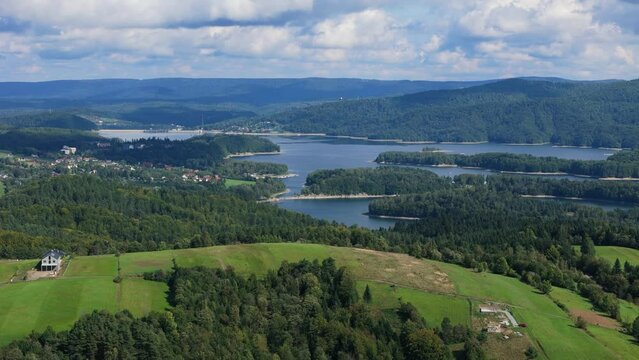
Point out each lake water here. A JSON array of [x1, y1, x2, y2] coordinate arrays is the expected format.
[[99, 131, 626, 228]]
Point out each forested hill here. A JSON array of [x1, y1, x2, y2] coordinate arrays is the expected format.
[[0, 78, 492, 106], [264, 78, 639, 148]]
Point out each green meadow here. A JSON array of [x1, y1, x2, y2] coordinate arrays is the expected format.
[[0, 243, 637, 359], [0, 259, 37, 283], [573, 245, 639, 266], [224, 178, 255, 187]]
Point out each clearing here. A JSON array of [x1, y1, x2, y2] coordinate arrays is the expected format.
[[224, 178, 255, 187]]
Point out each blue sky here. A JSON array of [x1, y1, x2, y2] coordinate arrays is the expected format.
[[0, 0, 638, 81]]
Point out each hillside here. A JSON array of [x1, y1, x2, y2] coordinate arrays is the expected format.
[[0, 78, 492, 106], [263, 78, 639, 148], [0, 243, 637, 359]]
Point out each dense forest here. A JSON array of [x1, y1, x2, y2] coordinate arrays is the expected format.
[[265, 79, 639, 147], [0, 175, 385, 259], [2, 260, 476, 359], [302, 167, 448, 195], [0, 127, 102, 155], [95, 135, 279, 169], [301, 166, 639, 205], [376, 150, 639, 178]]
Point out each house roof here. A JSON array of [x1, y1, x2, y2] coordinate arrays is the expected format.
[[41, 249, 64, 260]]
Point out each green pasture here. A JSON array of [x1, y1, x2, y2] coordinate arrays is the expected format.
[[0, 259, 37, 283], [224, 178, 255, 187]]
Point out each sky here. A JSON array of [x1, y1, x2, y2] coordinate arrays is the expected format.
[[0, 0, 638, 81]]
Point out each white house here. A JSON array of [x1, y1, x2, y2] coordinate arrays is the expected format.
[[40, 249, 64, 272]]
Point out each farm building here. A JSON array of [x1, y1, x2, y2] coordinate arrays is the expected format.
[[39, 249, 64, 272]]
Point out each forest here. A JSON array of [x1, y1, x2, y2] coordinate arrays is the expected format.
[[0, 259, 479, 359], [0, 175, 386, 259], [302, 167, 448, 195], [265, 79, 639, 147], [376, 150, 639, 178], [94, 135, 279, 169], [302, 166, 639, 205]]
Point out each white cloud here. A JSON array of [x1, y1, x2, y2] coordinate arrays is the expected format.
[[0, 0, 313, 28], [435, 48, 480, 73], [615, 45, 635, 65], [312, 9, 403, 49], [0, 0, 638, 81], [423, 35, 444, 52]]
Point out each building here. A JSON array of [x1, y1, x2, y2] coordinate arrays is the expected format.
[[60, 146, 77, 155], [39, 249, 64, 272]]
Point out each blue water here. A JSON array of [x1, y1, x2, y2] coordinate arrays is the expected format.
[[100, 131, 624, 228]]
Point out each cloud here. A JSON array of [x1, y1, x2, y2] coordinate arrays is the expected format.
[[0, 0, 313, 28], [0, 0, 638, 81]]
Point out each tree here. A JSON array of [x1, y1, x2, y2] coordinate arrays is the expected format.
[[463, 337, 486, 360], [363, 284, 372, 303], [493, 257, 510, 275], [580, 237, 596, 257], [525, 346, 538, 359], [575, 316, 588, 330], [632, 316, 639, 340], [439, 317, 453, 344], [538, 280, 552, 294], [613, 258, 622, 274], [402, 328, 452, 360]]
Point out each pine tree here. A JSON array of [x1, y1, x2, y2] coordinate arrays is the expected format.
[[363, 284, 372, 303], [613, 258, 622, 274]]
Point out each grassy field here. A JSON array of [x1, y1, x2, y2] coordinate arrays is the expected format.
[[595, 246, 639, 266], [65, 255, 118, 277], [0, 259, 38, 283], [224, 178, 255, 187], [573, 245, 639, 266], [437, 262, 625, 360], [357, 281, 471, 326], [0, 243, 637, 359]]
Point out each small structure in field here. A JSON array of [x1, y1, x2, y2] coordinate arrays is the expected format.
[[60, 146, 77, 155], [39, 249, 64, 272]]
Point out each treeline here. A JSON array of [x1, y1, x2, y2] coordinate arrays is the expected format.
[[372, 188, 639, 316], [1, 260, 480, 359], [0, 175, 387, 258], [94, 135, 279, 169], [376, 150, 639, 178], [302, 167, 448, 195], [482, 174, 639, 204], [266, 78, 639, 147]]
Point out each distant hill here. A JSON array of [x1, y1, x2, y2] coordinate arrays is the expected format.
[[0, 78, 495, 106], [0, 112, 97, 130], [262, 78, 639, 148]]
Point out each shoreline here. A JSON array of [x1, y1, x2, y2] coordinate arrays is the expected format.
[[599, 177, 639, 181], [267, 193, 396, 203], [225, 151, 281, 159], [365, 213, 421, 221], [520, 194, 585, 201], [97, 129, 623, 150], [250, 173, 297, 180]]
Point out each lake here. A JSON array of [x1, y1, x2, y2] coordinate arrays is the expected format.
[[99, 131, 625, 228]]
